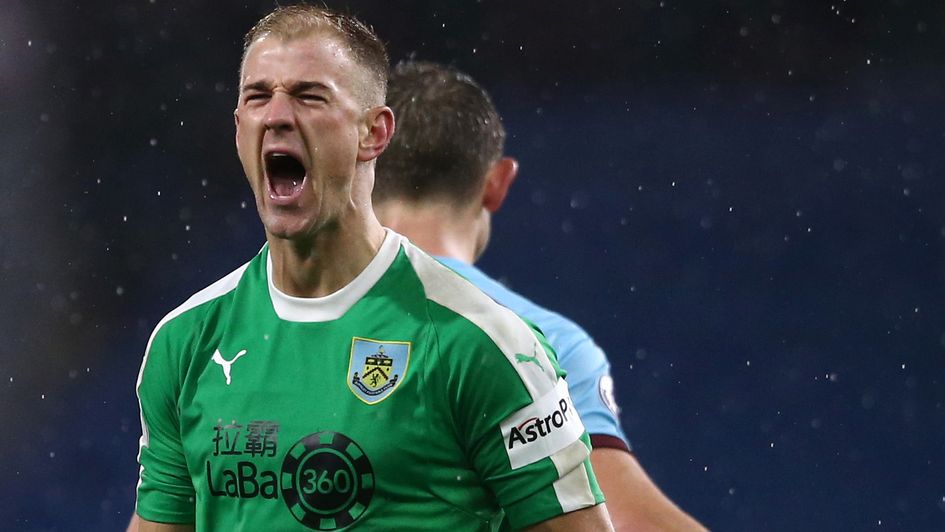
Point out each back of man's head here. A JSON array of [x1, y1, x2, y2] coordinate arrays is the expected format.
[[374, 61, 506, 208]]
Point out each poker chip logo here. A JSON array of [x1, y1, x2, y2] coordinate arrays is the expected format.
[[281, 431, 374, 530]]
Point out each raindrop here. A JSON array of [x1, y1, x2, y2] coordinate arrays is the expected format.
[[116, 286, 125, 296], [569, 191, 589, 209], [149, 138, 158, 147]]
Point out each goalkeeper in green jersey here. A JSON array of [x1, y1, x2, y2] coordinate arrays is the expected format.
[[130, 5, 612, 531]]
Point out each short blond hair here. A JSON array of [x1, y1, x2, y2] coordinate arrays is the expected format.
[[241, 5, 388, 105]]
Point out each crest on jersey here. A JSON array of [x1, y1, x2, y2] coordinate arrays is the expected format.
[[348, 338, 411, 405]]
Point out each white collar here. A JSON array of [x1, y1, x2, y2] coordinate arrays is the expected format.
[[267, 229, 402, 322]]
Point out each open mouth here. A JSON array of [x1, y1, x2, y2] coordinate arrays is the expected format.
[[264, 153, 306, 198]]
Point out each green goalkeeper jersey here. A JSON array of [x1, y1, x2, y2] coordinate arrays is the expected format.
[[135, 230, 603, 531]]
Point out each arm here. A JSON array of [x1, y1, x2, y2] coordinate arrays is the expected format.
[[433, 300, 607, 530], [592, 448, 708, 532], [546, 328, 706, 531], [524, 504, 615, 532], [134, 320, 198, 525]]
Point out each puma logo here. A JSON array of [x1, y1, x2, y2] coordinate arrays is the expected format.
[[514, 352, 543, 371], [212, 349, 248, 385]]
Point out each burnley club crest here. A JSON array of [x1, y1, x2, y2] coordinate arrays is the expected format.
[[348, 338, 410, 405]]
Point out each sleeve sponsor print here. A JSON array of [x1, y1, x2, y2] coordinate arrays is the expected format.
[[500, 378, 586, 470]]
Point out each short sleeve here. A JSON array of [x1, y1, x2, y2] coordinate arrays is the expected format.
[[135, 323, 196, 524], [446, 319, 605, 529], [557, 335, 631, 451]]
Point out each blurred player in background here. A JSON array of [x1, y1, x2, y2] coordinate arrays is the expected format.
[[131, 6, 613, 531], [374, 60, 708, 532]]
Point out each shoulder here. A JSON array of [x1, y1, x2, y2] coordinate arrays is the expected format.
[[399, 240, 560, 398], [443, 260, 600, 367], [145, 251, 261, 356]]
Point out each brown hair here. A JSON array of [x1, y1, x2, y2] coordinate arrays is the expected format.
[[241, 4, 389, 105], [374, 61, 506, 206]]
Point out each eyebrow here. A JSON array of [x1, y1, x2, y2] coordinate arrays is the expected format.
[[240, 80, 333, 94]]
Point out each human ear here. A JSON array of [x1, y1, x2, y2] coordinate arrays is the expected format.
[[358, 106, 395, 162], [482, 157, 519, 213]]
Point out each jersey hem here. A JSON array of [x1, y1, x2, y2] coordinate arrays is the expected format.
[[134, 508, 195, 526]]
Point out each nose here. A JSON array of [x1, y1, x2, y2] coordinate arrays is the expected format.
[[264, 91, 295, 131]]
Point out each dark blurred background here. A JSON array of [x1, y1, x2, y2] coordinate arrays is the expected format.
[[2, 1, 944, 530]]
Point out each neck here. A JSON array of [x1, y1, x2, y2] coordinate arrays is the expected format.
[[375, 201, 482, 264], [267, 215, 387, 298]]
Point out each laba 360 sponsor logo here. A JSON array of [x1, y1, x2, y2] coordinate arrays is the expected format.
[[500, 379, 585, 470]]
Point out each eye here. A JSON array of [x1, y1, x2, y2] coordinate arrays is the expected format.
[[299, 93, 327, 103], [243, 93, 269, 103]]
